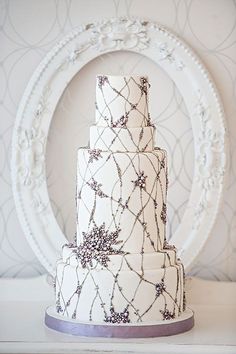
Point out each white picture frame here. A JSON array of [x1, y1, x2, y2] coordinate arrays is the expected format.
[[11, 18, 226, 275]]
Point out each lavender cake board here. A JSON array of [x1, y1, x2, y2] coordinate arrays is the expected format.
[[45, 306, 194, 338]]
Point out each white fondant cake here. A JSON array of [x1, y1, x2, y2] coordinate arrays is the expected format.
[[55, 75, 187, 325]]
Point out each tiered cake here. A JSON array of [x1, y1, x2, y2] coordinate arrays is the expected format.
[[48, 75, 194, 337]]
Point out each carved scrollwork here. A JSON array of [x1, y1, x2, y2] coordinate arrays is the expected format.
[[17, 126, 45, 188], [90, 18, 150, 51]]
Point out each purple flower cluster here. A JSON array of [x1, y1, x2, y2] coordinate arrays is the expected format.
[[77, 224, 122, 268]]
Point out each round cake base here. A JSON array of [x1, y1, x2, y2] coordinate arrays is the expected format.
[[45, 306, 194, 338]]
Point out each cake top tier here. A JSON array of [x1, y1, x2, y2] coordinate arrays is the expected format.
[[95, 75, 151, 128]]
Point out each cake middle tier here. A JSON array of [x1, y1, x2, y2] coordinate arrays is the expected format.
[[90, 125, 155, 152], [76, 148, 167, 253]]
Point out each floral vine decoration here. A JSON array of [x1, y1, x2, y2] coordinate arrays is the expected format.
[[104, 305, 130, 324], [76, 223, 123, 268], [132, 171, 147, 189]]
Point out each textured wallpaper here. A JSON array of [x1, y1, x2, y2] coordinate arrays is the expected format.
[[0, 0, 236, 280]]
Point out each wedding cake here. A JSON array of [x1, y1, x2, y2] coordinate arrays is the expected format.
[[47, 75, 194, 337]]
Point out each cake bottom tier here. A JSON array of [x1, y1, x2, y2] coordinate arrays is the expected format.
[[55, 258, 185, 323]]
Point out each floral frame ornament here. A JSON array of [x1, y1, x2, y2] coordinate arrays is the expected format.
[[11, 18, 226, 275]]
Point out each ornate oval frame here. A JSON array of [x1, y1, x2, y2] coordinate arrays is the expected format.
[[11, 18, 226, 275]]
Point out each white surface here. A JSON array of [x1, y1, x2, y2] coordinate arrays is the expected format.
[[1, 0, 236, 281], [11, 17, 226, 276], [0, 276, 235, 353]]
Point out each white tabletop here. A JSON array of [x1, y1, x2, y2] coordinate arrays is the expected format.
[[0, 276, 236, 354]]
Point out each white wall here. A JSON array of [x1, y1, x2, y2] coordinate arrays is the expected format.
[[0, 0, 235, 280]]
